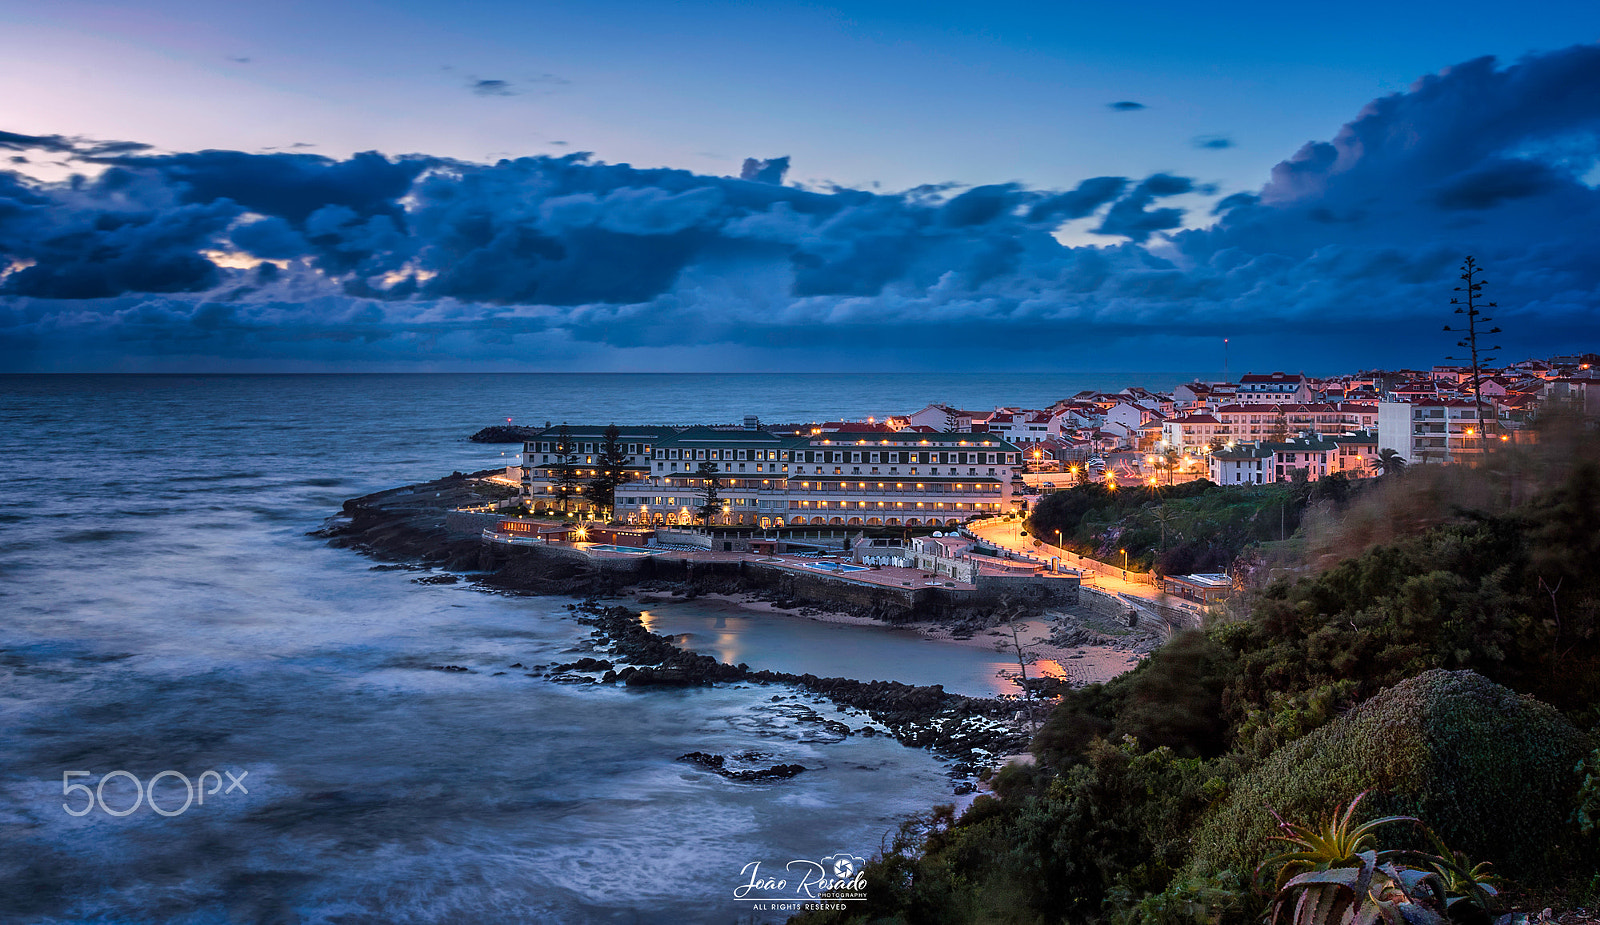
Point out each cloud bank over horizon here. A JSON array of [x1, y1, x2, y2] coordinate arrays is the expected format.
[[2, 46, 1598, 373]]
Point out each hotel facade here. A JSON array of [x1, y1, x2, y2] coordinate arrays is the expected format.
[[602, 426, 1025, 528]]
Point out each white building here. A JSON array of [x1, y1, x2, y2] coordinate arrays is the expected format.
[[1377, 400, 1493, 465], [1235, 372, 1314, 404]]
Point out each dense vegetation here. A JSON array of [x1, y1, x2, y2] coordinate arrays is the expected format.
[[796, 426, 1600, 925], [1025, 474, 1356, 576]]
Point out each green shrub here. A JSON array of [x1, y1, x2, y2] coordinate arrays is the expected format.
[[1188, 670, 1595, 887]]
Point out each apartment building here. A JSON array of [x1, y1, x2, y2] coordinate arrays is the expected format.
[[1235, 372, 1314, 403], [1211, 402, 1380, 443], [1160, 413, 1224, 453], [612, 428, 1025, 529], [1206, 437, 1340, 484], [1376, 400, 1494, 464]]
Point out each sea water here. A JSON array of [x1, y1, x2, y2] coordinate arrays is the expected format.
[[0, 373, 1189, 922]]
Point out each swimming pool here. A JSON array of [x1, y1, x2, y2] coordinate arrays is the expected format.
[[801, 562, 869, 573], [581, 544, 658, 555]]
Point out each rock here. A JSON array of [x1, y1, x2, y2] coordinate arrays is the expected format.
[[676, 752, 808, 782], [413, 573, 459, 585], [428, 665, 471, 672], [469, 425, 543, 443]]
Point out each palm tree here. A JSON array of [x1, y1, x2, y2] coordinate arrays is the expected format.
[[1374, 448, 1407, 478], [1149, 504, 1181, 551]]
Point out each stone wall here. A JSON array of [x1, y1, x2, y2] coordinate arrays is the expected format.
[[444, 510, 506, 537]]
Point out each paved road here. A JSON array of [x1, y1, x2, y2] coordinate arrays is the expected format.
[[966, 518, 1169, 605]]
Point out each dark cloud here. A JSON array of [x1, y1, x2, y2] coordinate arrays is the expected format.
[[739, 156, 790, 185], [1095, 173, 1193, 241], [226, 55, 252, 64], [4, 46, 1600, 370], [0, 130, 152, 158], [1026, 176, 1127, 223], [1193, 135, 1234, 149], [470, 79, 515, 97], [1108, 101, 1146, 111], [1431, 158, 1562, 209], [0, 131, 77, 153]]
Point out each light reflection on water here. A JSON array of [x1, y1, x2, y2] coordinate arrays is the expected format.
[[640, 601, 1061, 698]]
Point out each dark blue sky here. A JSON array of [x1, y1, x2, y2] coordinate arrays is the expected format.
[[1, 2, 1598, 372]]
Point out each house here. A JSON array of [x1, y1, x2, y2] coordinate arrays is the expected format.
[[980, 409, 1061, 444], [904, 404, 978, 431], [1208, 445, 1274, 485], [1328, 431, 1379, 477], [1235, 372, 1314, 404], [1207, 437, 1339, 483], [912, 534, 978, 581]]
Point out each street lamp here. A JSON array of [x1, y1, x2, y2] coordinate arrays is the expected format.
[[1121, 548, 1128, 570]]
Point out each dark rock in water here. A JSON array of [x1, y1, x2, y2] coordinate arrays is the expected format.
[[429, 665, 471, 672], [555, 657, 613, 673], [677, 752, 808, 782], [413, 573, 459, 585], [510, 663, 524, 669], [547, 673, 597, 685], [624, 667, 702, 687], [470, 425, 543, 443], [680, 751, 726, 770]]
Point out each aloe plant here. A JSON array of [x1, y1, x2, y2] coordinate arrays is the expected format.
[[1259, 791, 1421, 891], [1262, 796, 1508, 925]]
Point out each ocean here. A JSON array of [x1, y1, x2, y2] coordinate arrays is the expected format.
[[0, 373, 1192, 923]]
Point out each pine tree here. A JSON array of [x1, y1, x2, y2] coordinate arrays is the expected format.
[[585, 424, 629, 519], [695, 461, 722, 529], [552, 424, 581, 513]]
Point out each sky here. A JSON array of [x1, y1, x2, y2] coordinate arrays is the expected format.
[[1, 0, 1598, 373]]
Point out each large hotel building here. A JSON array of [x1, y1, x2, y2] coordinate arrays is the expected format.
[[519, 424, 1025, 528]]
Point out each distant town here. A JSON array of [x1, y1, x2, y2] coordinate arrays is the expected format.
[[495, 353, 1599, 532]]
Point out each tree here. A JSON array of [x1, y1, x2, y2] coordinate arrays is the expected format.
[[552, 424, 581, 513], [1267, 407, 1290, 442], [1375, 447, 1407, 478], [1149, 504, 1180, 551], [1444, 255, 1504, 441], [584, 424, 629, 519], [1161, 447, 1181, 485], [695, 460, 722, 528], [994, 622, 1043, 735]]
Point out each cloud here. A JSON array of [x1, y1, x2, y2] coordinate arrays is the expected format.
[[1095, 173, 1193, 241], [740, 156, 790, 185], [470, 79, 515, 97], [4, 45, 1600, 371], [1193, 135, 1234, 149], [1108, 101, 1146, 111]]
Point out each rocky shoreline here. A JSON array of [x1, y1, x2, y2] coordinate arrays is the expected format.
[[314, 473, 1039, 785]]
